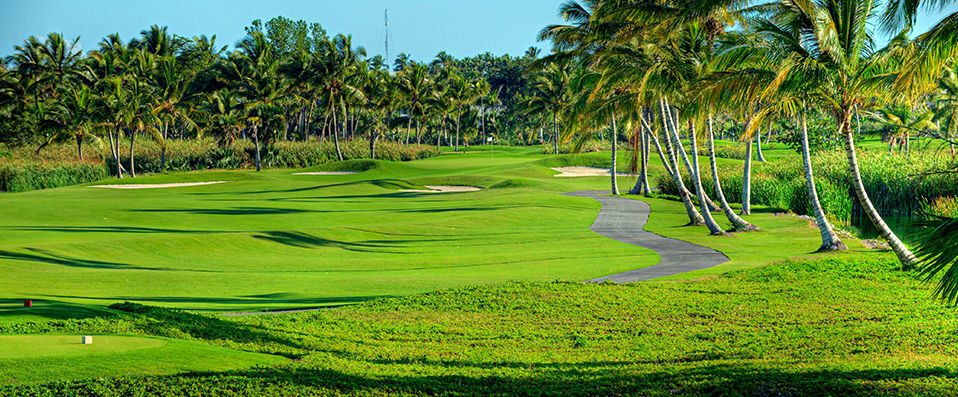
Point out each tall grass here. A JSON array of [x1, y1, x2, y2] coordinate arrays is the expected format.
[[0, 139, 441, 192], [657, 150, 958, 223]]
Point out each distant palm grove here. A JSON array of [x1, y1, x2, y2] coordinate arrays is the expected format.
[[2, 1, 958, 297]]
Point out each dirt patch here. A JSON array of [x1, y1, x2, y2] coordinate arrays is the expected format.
[[90, 181, 230, 189], [293, 172, 359, 175], [552, 166, 637, 177], [401, 185, 483, 193]]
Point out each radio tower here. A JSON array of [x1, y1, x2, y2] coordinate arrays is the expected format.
[[384, 9, 390, 63]]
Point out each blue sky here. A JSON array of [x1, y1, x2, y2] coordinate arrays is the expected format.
[[2, 1, 955, 61], [0, 0, 566, 61]]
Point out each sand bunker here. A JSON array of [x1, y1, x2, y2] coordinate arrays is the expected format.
[[90, 181, 229, 189], [401, 185, 483, 193], [293, 171, 359, 175], [552, 166, 637, 177]]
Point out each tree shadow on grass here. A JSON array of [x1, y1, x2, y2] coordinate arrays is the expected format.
[[0, 248, 179, 272], [4, 226, 220, 234], [132, 207, 329, 216], [0, 299, 118, 322], [164, 361, 957, 396], [252, 231, 410, 254]]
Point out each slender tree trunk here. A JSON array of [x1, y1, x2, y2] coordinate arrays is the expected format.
[[611, 114, 620, 195], [455, 110, 461, 152], [370, 129, 377, 159], [332, 110, 343, 161], [405, 117, 412, 146], [689, 121, 725, 235], [253, 124, 262, 172], [129, 129, 136, 178], [76, 134, 83, 160], [630, 112, 652, 196], [840, 108, 915, 266], [657, 100, 704, 225], [756, 127, 767, 163], [800, 111, 845, 251], [742, 136, 753, 215], [160, 121, 168, 171], [553, 112, 559, 155], [664, 99, 721, 212], [707, 117, 756, 231], [109, 129, 121, 178]]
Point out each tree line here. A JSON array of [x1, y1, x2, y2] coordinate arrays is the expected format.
[[0, 17, 554, 174]]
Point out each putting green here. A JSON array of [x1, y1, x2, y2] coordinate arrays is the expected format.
[[0, 335, 288, 385]]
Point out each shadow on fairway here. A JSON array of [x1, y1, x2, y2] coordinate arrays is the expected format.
[[253, 231, 410, 253], [132, 206, 328, 216], [5, 226, 218, 234], [0, 249, 178, 272], [169, 362, 957, 396], [0, 300, 117, 322]]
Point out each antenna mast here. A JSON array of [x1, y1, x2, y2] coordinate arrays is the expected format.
[[384, 9, 390, 62]]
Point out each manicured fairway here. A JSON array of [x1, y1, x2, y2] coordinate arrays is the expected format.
[[0, 335, 288, 385], [1, 146, 826, 317]]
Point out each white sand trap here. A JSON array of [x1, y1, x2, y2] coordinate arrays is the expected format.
[[90, 181, 229, 189], [293, 171, 359, 175], [552, 166, 637, 177], [401, 185, 483, 193]]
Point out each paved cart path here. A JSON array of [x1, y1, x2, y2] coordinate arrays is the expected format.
[[563, 191, 729, 283]]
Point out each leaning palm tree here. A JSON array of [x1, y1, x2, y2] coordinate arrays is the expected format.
[[739, 0, 917, 265]]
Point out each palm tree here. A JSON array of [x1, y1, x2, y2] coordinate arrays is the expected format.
[[313, 34, 366, 160], [526, 62, 570, 155], [398, 62, 430, 146], [223, 31, 287, 170], [152, 56, 199, 170], [932, 65, 958, 154], [764, 0, 918, 266]]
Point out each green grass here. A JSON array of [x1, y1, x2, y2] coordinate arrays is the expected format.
[[3, 254, 957, 395], [4, 144, 953, 393], [0, 334, 287, 385]]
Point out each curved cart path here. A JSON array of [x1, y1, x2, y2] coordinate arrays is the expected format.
[[563, 191, 729, 283]]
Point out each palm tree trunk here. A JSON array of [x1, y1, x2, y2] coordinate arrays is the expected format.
[[657, 101, 704, 226], [756, 127, 767, 163], [109, 129, 121, 178], [370, 129, 377, 159], [332, 110, 343, 161], [742, 137, 753, 215], [631, 111, 653, 195], [553, 112, 559, 155], [253, 124, 262, 172], [800, 111, 845, 251], [840, 109, 915, 266], [611, 114, 620, 195], [707, 116, 756, 231], [689, 121, 725, 235], [663, 100, 721, 212], [76, 134, 83, 160], [129, 129, 136, 178], [405, 117, 412, 146], [455, 110, 461, 152], [160, 121, 168, 171]]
